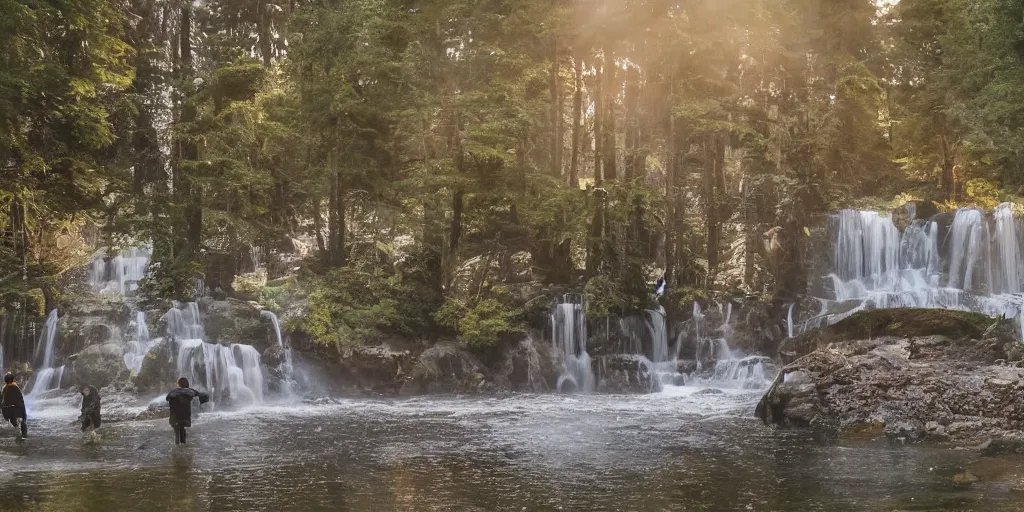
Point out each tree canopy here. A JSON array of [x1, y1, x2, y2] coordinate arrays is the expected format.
[[2, 0, 1022, 348]]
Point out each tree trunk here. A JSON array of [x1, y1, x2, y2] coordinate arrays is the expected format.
[[569, 54, 583, 189], [313, 195, 326, 258], [258, 0, 273, 67], [940, 129, 955, 201], [602, 47, 617, 182], [664, 69, 676, 287], [178, 1, 202, 259], [550, 38, 563, 178], [450, 189, 464, 253], [328, 170, 340, 267], [593, 56, 603, 187]]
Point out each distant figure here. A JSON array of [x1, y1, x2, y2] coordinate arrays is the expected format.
[[655, 277, 667, 297], [166, 377, 209, 445], [0, 373, 27, 439], [79, 385, 101, 432]]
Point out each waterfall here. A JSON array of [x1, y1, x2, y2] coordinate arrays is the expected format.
[[29, 310, 64, 396], [647, 307, 669, 363], [994, 203, 1023, 295], [260, 310, 295, 395], [786, 303, 795, 338], [552, 299, 594, 393], [165, 302, 265, 405], [88, 246, 151, 295], [261, 310, 283, 346], [124, 311, 155, 374], [813, 205, 1024, 331], [947, 209, 991, 293]]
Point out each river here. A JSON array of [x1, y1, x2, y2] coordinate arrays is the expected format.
[[0, 386, 1017, 511]]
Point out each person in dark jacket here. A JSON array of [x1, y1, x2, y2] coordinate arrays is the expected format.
[[166, 377, 209, 445], [1, 373, 26, 439], [79, 385, 101, 432]]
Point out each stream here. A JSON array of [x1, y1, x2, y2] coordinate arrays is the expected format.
[[0, 386, 1018, 511]]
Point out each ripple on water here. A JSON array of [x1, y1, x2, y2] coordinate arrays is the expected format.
[[0, 390, 1019, 511]]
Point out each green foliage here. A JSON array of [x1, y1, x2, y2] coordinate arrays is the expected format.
[[434, 297, 526, 350], [583, 275, 643, 320], [232, 270, 268, 298], [301, 268, 403, 348]]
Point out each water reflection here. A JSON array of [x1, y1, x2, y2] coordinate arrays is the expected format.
[[0, 392, 1018, 511]]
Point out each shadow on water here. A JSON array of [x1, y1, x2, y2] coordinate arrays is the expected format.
[[0, 394, 1018, 511]]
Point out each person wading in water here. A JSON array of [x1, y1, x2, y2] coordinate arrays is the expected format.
[[79, 385, 101, 432], [166, 377, 209, 445], [1, 374, 27, 439]]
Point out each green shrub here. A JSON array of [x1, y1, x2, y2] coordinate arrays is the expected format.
[[435, 297, 526, 350], [232, 269, 267, 297], [302, 268, 402, 348]]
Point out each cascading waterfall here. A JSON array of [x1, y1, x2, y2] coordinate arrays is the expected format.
[[786, 303, 795, 338], [29, 310, 63, 396], [647, 307, 669, 364], [552, 299, 594, 393], [124, 311, 155, 374], [994, 203, 1023, 295], [261, 310, 295, 394], [88, 246, 151, 295], [802, 203, 1024, 334], [165, 302, 264, 405]]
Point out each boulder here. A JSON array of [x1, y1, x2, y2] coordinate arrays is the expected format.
[[262, 344, 294, 394], [337, 344, 415, 394], [134, 339, 178, 393], [198, 297, 271, 349], [756, 309, 1024, 446], [776, 308, 1009, 364], [400, 342, 488, 395], [66, 342, 128, 389], [494, 337, 559, 392], [594, 355, 660, 393]]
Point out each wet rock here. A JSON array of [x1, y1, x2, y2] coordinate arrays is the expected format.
[[593, 355, 659, 393], [198, 297, 270, 349], [262, 344, 293, 393], [494, 337, 559, 392], [952, 472, 979, 486], [756, 309, 1023, 447], [338, 344, 415, 394], [134, 339, 178, 393], [66, 342, 128, 389], [134, 402, 170, 421], [694, 388, 725, 396], [776, 308, 1010, 365], [400, 342, 487, 395]]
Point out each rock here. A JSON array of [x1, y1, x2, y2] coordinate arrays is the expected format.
[[262, 344, 293, 393], [593, 355, 659, 393], [952, 472, 979, 486], [494, 337, 559, 392], [338, 344, 415, 394], [400, 342, 488, 395], [134, 402, 170, 421], [694, 388, 725, 396], [776, 308, 1012, 365], [198, 298, 271, 349], [134, 339, 178, 393], [66, 342, 128, 389], [756, 309, 1024, 447]]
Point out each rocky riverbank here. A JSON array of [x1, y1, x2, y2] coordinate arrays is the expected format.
[[755, 308, 1024, 447]]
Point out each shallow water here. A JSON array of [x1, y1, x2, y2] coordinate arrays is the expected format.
[[0, 387, 1019, 512]]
